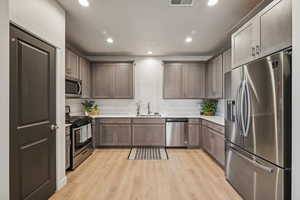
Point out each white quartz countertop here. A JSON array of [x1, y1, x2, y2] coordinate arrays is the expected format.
[[89, 114, 224, 126]]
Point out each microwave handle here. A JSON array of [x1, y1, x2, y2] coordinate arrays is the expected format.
[[78, 81, 82, 95]]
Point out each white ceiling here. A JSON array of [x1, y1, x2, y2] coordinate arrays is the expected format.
[[57, 0, 262, 56]]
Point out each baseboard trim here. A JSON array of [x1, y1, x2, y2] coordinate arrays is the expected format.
[[56, 176, 67, 191]]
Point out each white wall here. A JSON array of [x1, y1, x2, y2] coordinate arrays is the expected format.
[[67, 57, 224, 117], [0, 0, 10, 199], [292, 0, 300, 199], [9, 0, 67, 190]]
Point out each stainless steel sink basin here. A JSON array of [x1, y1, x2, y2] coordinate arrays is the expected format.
[[136, 114, 162, 118]]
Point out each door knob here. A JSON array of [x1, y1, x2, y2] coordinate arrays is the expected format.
[[50, 124, 59, 131]]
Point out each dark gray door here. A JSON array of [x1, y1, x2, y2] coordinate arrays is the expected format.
[[10, 25, 56, 200]]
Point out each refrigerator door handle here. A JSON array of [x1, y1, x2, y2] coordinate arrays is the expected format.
[[240, 81, 247, 135], [244, 81, 252, 137], [230, 146, 274, 174], [235, 83, 243, 135]]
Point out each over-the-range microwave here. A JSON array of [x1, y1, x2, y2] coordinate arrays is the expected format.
[[65, 77, 82, 98]]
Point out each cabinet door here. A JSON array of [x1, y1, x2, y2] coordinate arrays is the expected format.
[[132, 124, 165, 146], [92, 63, 115, 98], [115, 125, 132, 146], [163, 63, 183, 98], [183, 63, 206, 98], [67, 49, 80, 79], [212, 55, 223, 99], [188, 124, 200, 147], [99, 124, 115, 146], [205, 61, 213, 98], [80, 57, 91, 98], [65, 49, 72, 78], [259, 0, 292, 57], [232, 20, 257, 68], [223, 49, 232, 73], [114, 63, 134, 99], [65, 135, 71, 170], [208, 128, 225, 166], [202, 126, 211, 153]]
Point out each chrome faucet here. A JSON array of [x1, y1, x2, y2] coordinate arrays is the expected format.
[[147, 102, 151, 115], [136, 101, 141, 115]]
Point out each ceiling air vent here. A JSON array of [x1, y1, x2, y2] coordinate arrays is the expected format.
[[169, 0, 193, 6]]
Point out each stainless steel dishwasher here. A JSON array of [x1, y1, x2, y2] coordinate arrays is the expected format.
[[166, 118, 188, 147]]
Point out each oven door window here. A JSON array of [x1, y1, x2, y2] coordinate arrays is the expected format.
[[74, 124, 92, 150]]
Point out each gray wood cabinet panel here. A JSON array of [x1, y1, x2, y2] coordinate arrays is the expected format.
[[132, 124, 165, 146], [132, 118, 165, 124], [188, 124, 200, 147], [223, 49, 232, 73], [232, 20, 257, 68], [92, 63, 134, 99], [183, 63, 206, 98], [99, 124, 132, 146], [65, 127, 71, 170], [80, 57, 91, 98], [163, 63, 183, 98], [92, 63, 115, 98], [66, 48, 80, 79], [114, 63, 134, 98], [208, 128, 225, 166], [259, 0, 292, 57], [206, 55, 223, 99]]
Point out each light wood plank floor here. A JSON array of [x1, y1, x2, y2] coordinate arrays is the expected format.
[[50, 149, 242, 200]]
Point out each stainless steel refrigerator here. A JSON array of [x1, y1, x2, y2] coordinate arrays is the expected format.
[[224, 49, 292, 200]]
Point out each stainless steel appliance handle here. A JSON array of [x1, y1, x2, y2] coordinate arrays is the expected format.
[[184, 122, 189, 145], [240, 81, 246, 135], [251, 47, 256, 57], [78, 81, 82, 95], [230, 146, 274, 173], [235, 83, 243, 135], [244, 81, 251, 137]]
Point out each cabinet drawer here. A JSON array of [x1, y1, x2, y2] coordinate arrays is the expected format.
[[202, 120, 224, 134], [132, 118, 165, 124], [188, 118, 200, 124], [99, 118, 131, 124]]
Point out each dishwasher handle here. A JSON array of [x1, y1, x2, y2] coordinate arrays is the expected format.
[[166, 118, 188, 122]]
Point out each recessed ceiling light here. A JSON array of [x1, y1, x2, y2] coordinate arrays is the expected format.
[[78, 0, 90, 7], [106, 38, 114, 44], [185, 37, 193, 43], [207, 0, 218, 7], [147, 51, 153, 55]]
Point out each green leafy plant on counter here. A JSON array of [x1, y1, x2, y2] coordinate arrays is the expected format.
[[200, 99, 218, 116], [81, 100, 96, 113]]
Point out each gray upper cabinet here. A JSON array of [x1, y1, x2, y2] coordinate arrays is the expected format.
[[232, 20, 258, 68], [206, 55, 223, 99], [66, 48, 80, 80], [163, 62, 206, 99], [92, 63, 134, 99], [183, 63, 206, 98], [232, 0, 291, 68], [80, 57, 91, 98], [163, 63, 183, 98], [223, 49, 232, 73], [259, 0, 292, 57]]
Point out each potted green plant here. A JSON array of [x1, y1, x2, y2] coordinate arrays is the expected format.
[[200, 99, 218, 116], [81, 100, 99, 116]]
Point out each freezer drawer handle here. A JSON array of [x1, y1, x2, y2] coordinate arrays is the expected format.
[[230, 146, 274, 174]]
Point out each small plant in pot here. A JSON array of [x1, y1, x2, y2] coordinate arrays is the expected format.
[[200, 99, 218, 116], [81, 100, 99, 116]]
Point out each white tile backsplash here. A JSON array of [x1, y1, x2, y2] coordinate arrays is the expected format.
[[66, 57, 225, 117]]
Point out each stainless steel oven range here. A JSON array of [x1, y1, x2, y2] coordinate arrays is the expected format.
[[69, 116, 93, 170]]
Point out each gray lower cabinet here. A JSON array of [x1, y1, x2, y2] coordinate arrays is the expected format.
[[132, 119, 165, 146], [65, 126, 71, 170], [202, 120, 225, 167], [163, 62, 206, 99], [188, 124, 200, 147], [97, 119, 132, 146], [92, 63, 134, 99]]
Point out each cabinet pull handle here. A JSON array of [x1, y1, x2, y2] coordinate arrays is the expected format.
[[251, 47, 255, 57], [256, 45, 260, 55]]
